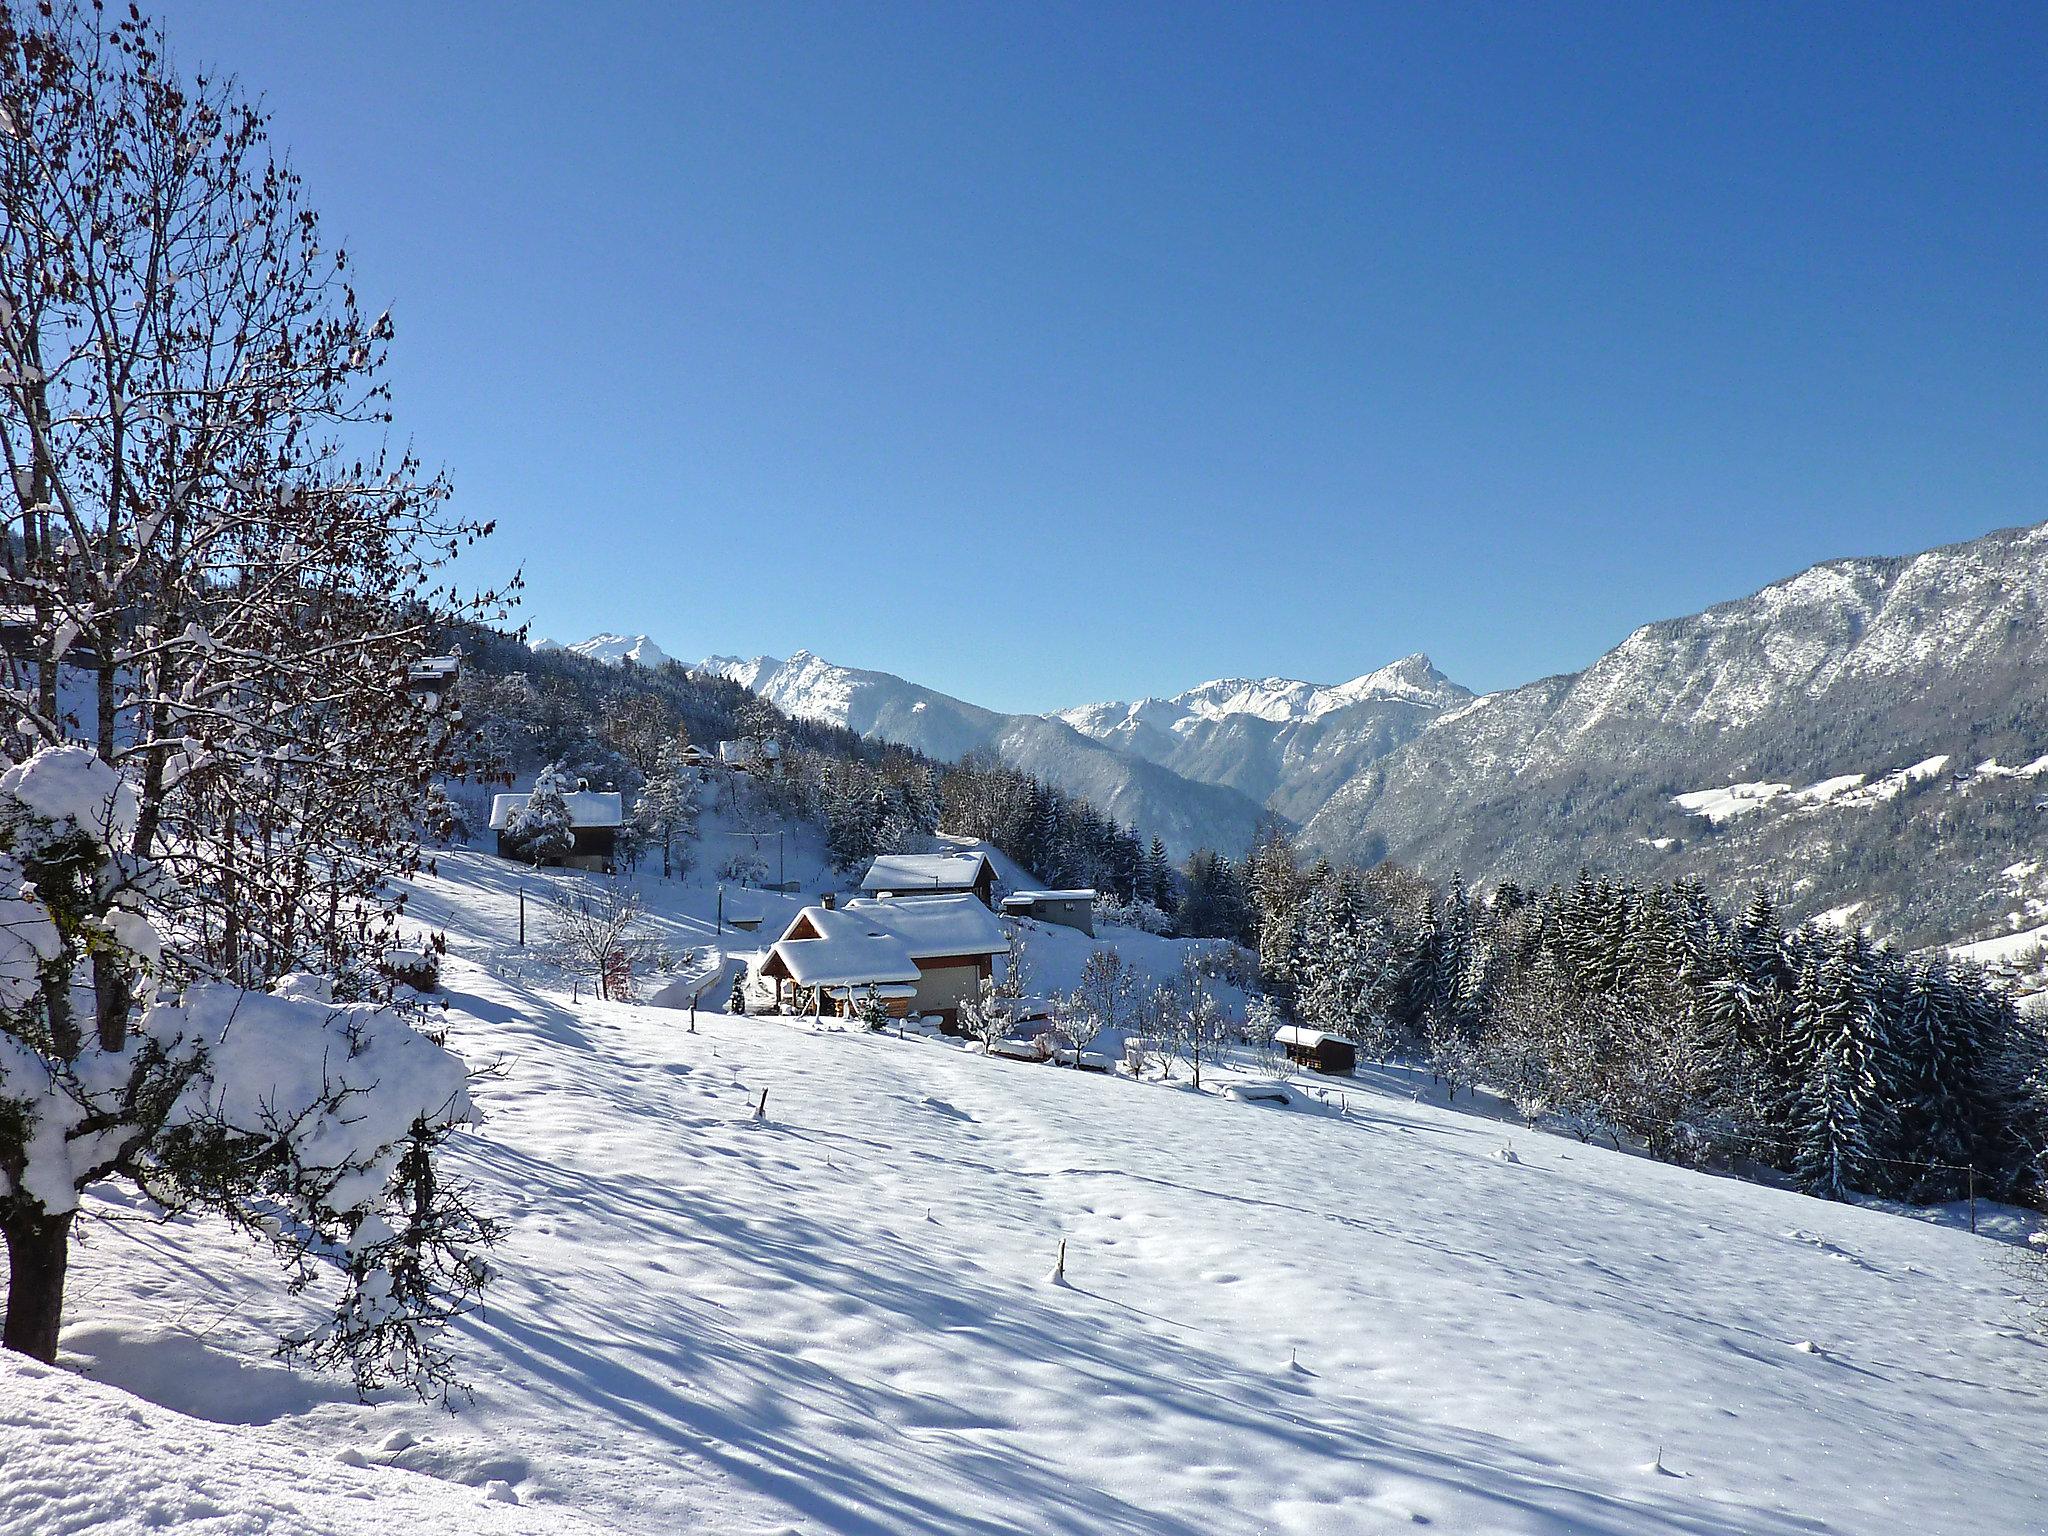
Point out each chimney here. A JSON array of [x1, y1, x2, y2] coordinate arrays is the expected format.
[[821, 892, 837, 911]]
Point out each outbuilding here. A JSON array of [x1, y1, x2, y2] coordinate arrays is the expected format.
[[861, 851, 998, 908], [1000, 888, 1096, 937], [1273, 1024, 1357, 1076]]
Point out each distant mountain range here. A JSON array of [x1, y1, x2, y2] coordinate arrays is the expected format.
[[696, 651, 1274, 859], [533, 633, 674, 669], [553, 518, 2048, 950]]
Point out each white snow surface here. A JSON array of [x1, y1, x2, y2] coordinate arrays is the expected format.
[[15, 847, 2048, 1535], [1, 1351, 593, 1535], [1674, 755, 1956, 826]]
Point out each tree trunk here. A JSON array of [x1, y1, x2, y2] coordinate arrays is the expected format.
[[2, 1206, 74, 1363]]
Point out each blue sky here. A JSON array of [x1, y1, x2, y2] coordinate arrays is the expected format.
[[169, 2, 2045, 712]]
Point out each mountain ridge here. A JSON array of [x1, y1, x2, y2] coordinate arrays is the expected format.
[[549, 517, 2048, 946]]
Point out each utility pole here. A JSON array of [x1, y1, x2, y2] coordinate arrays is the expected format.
[[717, 884, 725, 937]]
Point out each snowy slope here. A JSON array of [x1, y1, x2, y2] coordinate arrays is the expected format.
[[27, 849, 2048, 1535], [1, 1350, 595, 1536]]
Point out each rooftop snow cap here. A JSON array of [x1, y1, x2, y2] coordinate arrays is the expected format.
[[487, 790, 625, 830], [760, 894, 1007, 990], [860, 851, 994, 892]]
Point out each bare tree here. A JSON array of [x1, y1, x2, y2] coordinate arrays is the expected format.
[[541, 878, 648, 1001], [0, 3, 503, 1392], [0, 0, 509, 993], [1062, 946, 1137, 1066]]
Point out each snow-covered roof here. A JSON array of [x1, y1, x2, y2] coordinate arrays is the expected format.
[[763, 906, 921, 989], [1002, 889, 1097, 904], [843, 896, 1007, 960], [407, 656, 459, 682], [861, 852, 994, 892], [488, 791, 626, 831], [1273, 1025, 1348, 1050], [763, 895, 1007, 989]]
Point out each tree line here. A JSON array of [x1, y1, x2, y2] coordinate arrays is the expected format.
[[1228, 829, 2043, 1204]]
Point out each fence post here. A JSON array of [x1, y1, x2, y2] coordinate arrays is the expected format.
[[1969, 1165, 1977, 1235]]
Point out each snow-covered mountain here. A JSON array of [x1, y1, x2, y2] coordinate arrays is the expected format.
[[1304, 519, 2048, 944], [698, 650, 1272, 859], [547, 633, 674, 669], [656, 519, 2048, 947], [1056, 654, 1471, 822]]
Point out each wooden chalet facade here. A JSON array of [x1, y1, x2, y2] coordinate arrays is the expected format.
[[1273, 1025, 1357, 1076]]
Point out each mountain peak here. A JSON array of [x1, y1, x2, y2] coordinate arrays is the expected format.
[[557, 633, 673, 669], [1328, 653, 1468, 710]]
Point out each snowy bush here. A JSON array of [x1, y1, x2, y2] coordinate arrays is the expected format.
[[379, 946, 444, 994], [718, 851, 770, 887], [0, 747, 496, 1393], [1092, 893, 1175, 935]]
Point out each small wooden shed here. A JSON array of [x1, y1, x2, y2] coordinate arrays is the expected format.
[[1273, 1025, 1357, 1076]]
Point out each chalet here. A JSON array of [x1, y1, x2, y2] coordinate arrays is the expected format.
[[757, 894, 1008, 1031], [716, 738, 782, 775], [861, 851, 998, 908], [1000, 888, 1096, 937], [1273, 1025, 1357, 1076], [406, 654, 460, 712], [488, 788, 624, 872]]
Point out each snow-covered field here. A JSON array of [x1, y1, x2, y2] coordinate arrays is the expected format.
[[13, 848, 2048, 1534]]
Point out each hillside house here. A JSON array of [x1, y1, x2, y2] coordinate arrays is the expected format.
[[406, 654, 460, 713], [1000, 888, 1096, 937], [757, 894, 1009, 1030], [860, 851, 998, 908], [1273, 1025, 1357, 1076], [489, 788, 624, 872], [717, 738, 782, 775]]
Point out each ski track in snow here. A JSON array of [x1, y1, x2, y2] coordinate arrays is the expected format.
[[13, 848, 2048, 1535]]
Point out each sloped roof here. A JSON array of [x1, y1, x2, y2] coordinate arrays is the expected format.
[[860, 852, 994, 892], [843, 896, 1008, 960], [1273, 1025, 1348, 1050], [1003, 888, 1097, 904], [763, 906, 920, 989], [763, 895, 1007, 989], [488, 791, 625, 831]]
